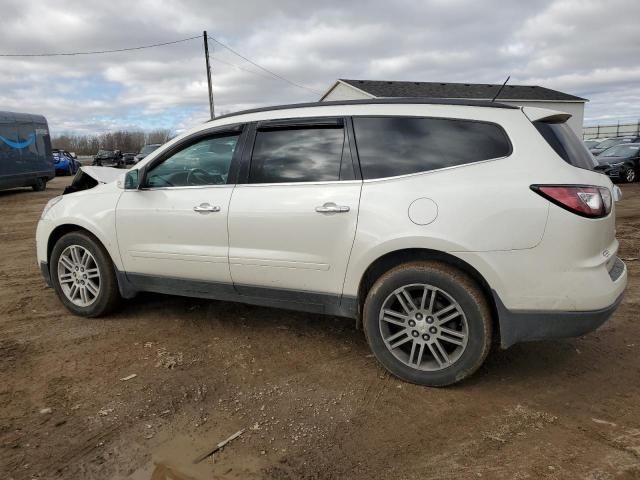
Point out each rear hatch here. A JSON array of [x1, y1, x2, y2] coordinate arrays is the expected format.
[[523, 107, 623, 285]]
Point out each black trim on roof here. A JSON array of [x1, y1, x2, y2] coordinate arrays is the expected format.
[[338, 79, 588, 102], [0, 110, 48, 123], [211, 97, 518, 122]]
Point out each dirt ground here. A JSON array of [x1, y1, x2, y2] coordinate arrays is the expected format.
[[1, 177, 639, 480]]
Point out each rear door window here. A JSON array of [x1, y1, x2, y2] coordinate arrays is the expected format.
[[248, 120, 352, 183], [534, 121, 596, 170], [352, 116, 512, 179]]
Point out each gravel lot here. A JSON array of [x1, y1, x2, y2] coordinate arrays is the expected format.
[[1, 176, 639, 480]]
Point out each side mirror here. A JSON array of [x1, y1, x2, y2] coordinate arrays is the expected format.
[[123, 169, 140, 190]]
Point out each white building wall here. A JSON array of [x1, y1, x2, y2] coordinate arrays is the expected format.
[[322, 82, 372, 101]]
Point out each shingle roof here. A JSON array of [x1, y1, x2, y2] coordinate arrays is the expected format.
[[339, 79, 587, 102]]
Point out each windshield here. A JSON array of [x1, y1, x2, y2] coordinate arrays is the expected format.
[[601, 144, 640, 158], [140, 144, 160, 155], [98, 150, 113, 155], [534, 121, 597, 170], [596, 138, 629, 150]]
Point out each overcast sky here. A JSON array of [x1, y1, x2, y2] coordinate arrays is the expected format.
[[0, 0, 638, 135]]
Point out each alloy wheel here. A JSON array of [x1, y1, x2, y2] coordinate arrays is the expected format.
[[378, 283, 468, 371], [57, 245, 101, 307], [626, 168, 636, 183]]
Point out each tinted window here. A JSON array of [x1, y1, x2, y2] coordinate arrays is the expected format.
[[353, 117, 511, 179], [145, 133, 240, 187], [534, 121, 596, 170], [249, 126, 347, 183]]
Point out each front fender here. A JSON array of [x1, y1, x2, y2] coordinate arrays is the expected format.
[[37, 186, 123, 270]]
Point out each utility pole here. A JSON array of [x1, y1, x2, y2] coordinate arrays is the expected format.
[[203, 30, 214, 120]]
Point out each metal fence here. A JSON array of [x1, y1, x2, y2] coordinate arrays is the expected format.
[[583, 121, 640, 139]]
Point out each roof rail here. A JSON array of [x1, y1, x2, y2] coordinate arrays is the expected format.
[[211, 97, 518, 122]]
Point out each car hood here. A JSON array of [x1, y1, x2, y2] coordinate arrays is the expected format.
[[62, 166, 122, 195], [80, 166, 122, 183], [598, 156, 629, 166]]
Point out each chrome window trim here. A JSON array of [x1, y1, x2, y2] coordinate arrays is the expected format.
[[233, 179, 362, 188], [137, 184, 235, 192], [361, 155, 511, 183]]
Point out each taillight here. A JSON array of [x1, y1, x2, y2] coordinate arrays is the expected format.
[[531, 185, 612, 218]]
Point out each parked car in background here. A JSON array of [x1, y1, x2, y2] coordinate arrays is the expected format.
[[590, 137, 640, 156], [37, 99, 626, 387], [52, 149, 80, 176], [0, 110, 54, 192], [122, 152, 137, 166], [594, 143, 640, 183], [134, 144, 161, 163], [93, 149, 124, 168], [584, 139, 601, 149]]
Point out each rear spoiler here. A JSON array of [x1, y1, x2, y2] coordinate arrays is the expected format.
[[522, 106, 571, 124]]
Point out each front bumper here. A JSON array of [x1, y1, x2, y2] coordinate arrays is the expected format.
[[594, 164, 624, 180]]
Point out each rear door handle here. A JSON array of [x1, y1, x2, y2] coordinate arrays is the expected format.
[[315, 202, 350, 214], [193, 203, 221, 214]]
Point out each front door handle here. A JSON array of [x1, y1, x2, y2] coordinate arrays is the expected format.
[[193, 203, 221, 214], [315, 202, 350, 214]]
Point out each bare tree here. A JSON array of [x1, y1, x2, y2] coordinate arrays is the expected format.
[[52, 129, 175, 155]]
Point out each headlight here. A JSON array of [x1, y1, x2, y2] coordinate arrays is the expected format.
[[608, 162, 625, 168], [41, 196, 63, 219]]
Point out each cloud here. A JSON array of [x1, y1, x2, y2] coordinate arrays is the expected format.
[[0, 0, 638, 134]]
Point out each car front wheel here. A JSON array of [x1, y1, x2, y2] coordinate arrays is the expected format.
[[624, 167, 636, 183], [363, 261, 492, 387], [32, 177, 47, 191], [50, 231, 121, 317]]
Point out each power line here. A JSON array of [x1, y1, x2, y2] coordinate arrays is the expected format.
[[0, 35, 201, 57], [207, 35, 322, 95], [211, 55, 298, 82], [0, 32, 321, 100]]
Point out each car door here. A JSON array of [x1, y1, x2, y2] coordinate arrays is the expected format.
[[116, 125, 245, 286], [228, 117, 362, 300]]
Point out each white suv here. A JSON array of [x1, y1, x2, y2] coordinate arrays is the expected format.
[[36, 99, 627, 386]]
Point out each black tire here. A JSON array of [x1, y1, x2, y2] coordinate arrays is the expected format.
[[50, 231, 121, 317], [32, 177, 47, 191], [363, 261, 492, 387]]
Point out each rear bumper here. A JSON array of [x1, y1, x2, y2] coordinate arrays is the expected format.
[[495, 281, 625, 349]]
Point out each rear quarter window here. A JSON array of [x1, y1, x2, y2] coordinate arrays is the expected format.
[[534, 121, 596, 170], [352, 116, 512, 180]]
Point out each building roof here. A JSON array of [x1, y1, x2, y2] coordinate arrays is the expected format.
[[328, 79, 587, 102]]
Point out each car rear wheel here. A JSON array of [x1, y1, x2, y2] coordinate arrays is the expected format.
[[32, 177, 47, 191], [363, 261, 492, 386], [50, 231, 121, 317]]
